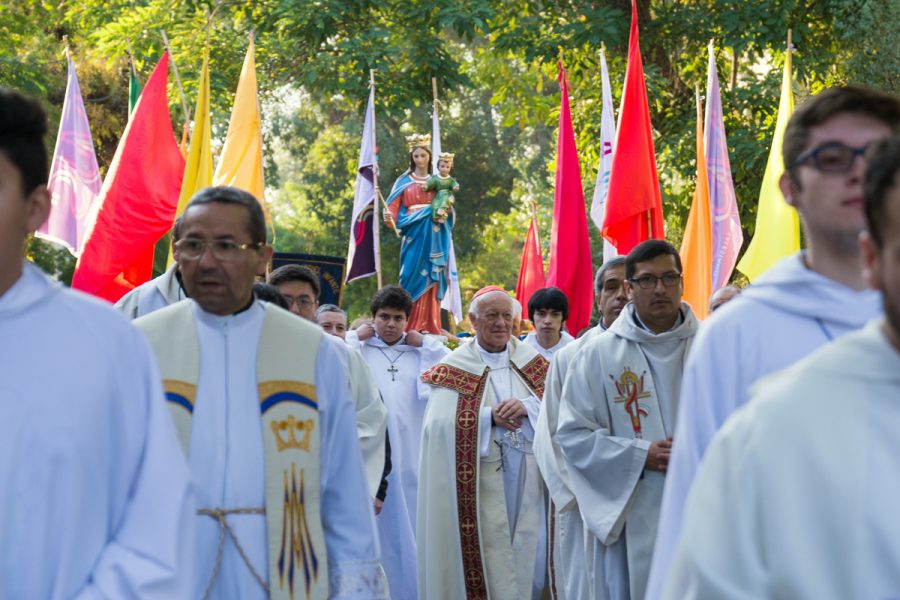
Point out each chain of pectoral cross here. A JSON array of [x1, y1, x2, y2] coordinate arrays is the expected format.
[[376, 346, 408, 382]]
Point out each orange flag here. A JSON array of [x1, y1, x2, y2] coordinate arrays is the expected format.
[[516, 202, 546, 311], [680, 86, 713, 319], [601, 0, 665, 253]]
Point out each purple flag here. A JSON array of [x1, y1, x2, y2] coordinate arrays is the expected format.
[[346, 86, 377, 282], [37, 54, 102, 256], [704, 43, 743, 289]]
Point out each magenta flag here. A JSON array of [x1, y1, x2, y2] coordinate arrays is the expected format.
[[704, 44, 743, 288], [37, 54, 102, 256]]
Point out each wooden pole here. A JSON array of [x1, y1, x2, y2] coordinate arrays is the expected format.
[[160, 29, 191, 127], [370, 69, 384, 289]]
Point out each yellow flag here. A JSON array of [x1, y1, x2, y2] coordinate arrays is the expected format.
[[213, 36, 265, 204], [680, 86, 713, 319], [736, 44, 800, 281], [167, 48, 213, 267]]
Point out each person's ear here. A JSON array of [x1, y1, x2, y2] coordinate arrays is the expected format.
[[24, 184, 51, 233], [859, 230, 880, 291], [256, 245, 274, 277], [779, 171, 798, 207]]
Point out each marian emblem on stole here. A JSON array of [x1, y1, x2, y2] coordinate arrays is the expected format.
[[611, 367, 651, 439]]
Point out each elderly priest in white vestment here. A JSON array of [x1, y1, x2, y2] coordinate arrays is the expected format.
[[0, 87, 196, 597], [419, 285, 550, 599], [558, 241, 698, 600], [534, 257, 627, 600], [135, 186, 387, 600], [664, 135, 900, 600]]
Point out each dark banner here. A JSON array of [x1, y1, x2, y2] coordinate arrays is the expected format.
[[271, 252, 346, 306]]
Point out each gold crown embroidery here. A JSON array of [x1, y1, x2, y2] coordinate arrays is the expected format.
[[272, 415, 315, 452]]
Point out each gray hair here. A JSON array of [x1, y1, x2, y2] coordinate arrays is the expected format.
[[594, 256, 626, 295], [468, 290, 514, 318], [315, 303, 346, 320]]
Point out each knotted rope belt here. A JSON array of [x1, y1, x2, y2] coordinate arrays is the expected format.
[[197, 506, 268, 600]]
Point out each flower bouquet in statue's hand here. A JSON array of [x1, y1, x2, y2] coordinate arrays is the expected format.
[[424, 152, 459, 224]]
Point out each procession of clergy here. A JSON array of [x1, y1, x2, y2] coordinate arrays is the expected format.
[[4, 81, 900, 600]]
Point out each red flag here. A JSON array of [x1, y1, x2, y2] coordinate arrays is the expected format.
[[516, 202, 546, 311], [546, 64, 595, 336], [72, 53, 185, 302], [601, 0, 665, 253]]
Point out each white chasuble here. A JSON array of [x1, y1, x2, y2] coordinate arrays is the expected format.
[[558, 303, 698, 600], [136, 300, 386, 600], [419, 338, 549, 600]]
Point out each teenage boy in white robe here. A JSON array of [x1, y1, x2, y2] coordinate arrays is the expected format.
[[419, 286, 550, 599], [646, 85, 900, 599], [534, 257, 627, 600], [135, 186, 386, 599], [523, 286, 575, 361], [664, 134, 900, 600], [558, 241, 699, 600], [345, 284, 448, 600], [0, 87, 195, 598]]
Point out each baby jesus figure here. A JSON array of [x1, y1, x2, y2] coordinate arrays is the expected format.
[[424, 152, 459, 224]]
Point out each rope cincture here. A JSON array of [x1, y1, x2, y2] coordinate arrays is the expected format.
[[197, 506, 268, 600]]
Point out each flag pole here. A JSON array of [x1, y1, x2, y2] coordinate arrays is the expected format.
[[370, 69, 384, 289], [431, 75, 458, 334], [160, 29, 191, 152]]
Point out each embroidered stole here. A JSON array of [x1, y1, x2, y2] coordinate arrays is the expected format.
[[423, 350, 548, 599], [137, 301, 328, 600]]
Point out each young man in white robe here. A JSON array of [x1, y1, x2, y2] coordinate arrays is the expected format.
[[523, 286, 575, 361], [664, 134, 900, 600], [134, 186, 386, 599], [344, 284, 448, 599], [534, 257, 627, 600], [646, 85, 900, 599], [0, 87, 195, 598], [558, 241, 699, 600], [419, 285, 550, 599]]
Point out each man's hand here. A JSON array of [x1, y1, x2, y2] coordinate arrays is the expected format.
[[374, 498, 384, 515], [405, 329, 424, 347], [645, 438, 673, 472], [492, 399, 527, 431], [356, 320, 375, 341]]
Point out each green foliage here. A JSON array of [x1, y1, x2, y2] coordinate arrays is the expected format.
[[4, 0, 899, 304]]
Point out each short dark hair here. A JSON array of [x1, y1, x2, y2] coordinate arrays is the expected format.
[[253, 282, 290, 310], [783, 86, 900, 174], [370, 284, 413, 317], [186, 186, 267, 244], [0, 87, 49, 196], [864, 135, 900, 248], [268, 264, 321, 298], [625, 240, 682, 280], [527, 287, 569, 322], [594, 257, 626, 296]]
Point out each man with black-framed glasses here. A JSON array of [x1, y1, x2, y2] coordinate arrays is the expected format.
[[647, 86, 900, 599], [557, 240, 699, 600]]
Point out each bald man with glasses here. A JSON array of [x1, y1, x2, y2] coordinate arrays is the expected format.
[[647, 86, 900, 599]]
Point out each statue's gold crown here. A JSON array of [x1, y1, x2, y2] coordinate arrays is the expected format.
[[406, 133, 432, 151], [271, 415, 314, 452], [437, 152, 455, 165]]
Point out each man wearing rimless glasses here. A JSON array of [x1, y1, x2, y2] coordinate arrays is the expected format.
[[647, 86, 900, 599]]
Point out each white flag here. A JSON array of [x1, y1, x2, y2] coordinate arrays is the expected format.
[[432, 101, 463, 321], [345, 87, 377, 282], [590, 47, 619, 262]]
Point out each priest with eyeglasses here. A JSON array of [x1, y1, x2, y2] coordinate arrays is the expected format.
[[557, 240, 699, 600]]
